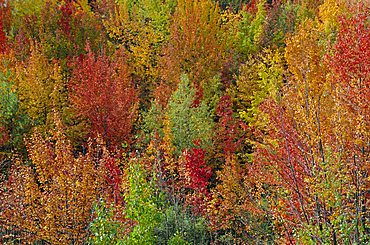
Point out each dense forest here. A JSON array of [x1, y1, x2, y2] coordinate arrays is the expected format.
[[0, 0, 369, 244]]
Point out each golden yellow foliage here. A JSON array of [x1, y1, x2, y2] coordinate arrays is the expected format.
[[1, 115, 105, 244], [14, 43, 65, 133]]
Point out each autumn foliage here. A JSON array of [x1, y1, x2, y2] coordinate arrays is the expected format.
[[0, 21, 7, 54], [0, 0, 369, 244], [69, 43, 138, 148], [1, 116, 104, 243]]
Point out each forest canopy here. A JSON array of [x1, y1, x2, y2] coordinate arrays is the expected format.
[[0, 0, 369, 244]]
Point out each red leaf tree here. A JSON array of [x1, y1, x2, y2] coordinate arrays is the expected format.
[[69, 43, 138, 148], [215, 95, 245, 157], [181, 146, 212, 216], [102, 153, 124, 205], [328, 12, 370, 135], [0, 19, 7, 54]]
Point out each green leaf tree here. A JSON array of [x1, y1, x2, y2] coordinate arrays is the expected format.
[[123, 159, 162, 244], [167, 74, 214, 155]]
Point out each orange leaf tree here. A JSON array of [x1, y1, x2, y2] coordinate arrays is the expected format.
[[0, 116, 108, 244], [156, 0, 228, 106]]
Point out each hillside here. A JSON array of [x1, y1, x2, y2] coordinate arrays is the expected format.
[[0, 0, 369, 244]]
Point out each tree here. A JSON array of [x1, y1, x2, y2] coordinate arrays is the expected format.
[[0, 116, 106, 244], [180, 146, 212, 216], [43, 0, 106, 60], [209, 155, 273, 243], [255, 19, 335, 242], [156, 0, 228, 106], [69, 43, 138, 148], [9, 0, 46, 31], [89, 199, 124, 245], [328, 12, 370, 134], [122, 158, 162, 244], [232, 48, 285, 127], [166, 74, 214, 155], [0, 19, 7, 54], [0, 65, 30, 151], [326, 12, 370, 243], [13, 43, 65, 136], [260, 1, 301, 48], [236, 0, 267, 58], [215, 95, 244, 157], [251, 15, 370, 243], [103, 0, 174, 108]]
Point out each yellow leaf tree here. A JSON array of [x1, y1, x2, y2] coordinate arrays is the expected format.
[[13, 44, 66, 134]]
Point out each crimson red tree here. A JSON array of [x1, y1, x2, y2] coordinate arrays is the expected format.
[[327, 13, 370, 239], [328, 13, 370, 131], [69, 43, 138, 148], [181, 146, 212, 216], [215, 95, 245, 157], [0, 19, 7, 54]]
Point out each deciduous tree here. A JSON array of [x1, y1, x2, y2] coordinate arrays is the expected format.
[[103, 0, 174, 108], [0, 116, 105, 244], [157, 0, 228, 106], [166, 74, 214, 155], [13, 44, 65, 135], [69, 43, 138, 148], [252, 14, 370, 243]]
